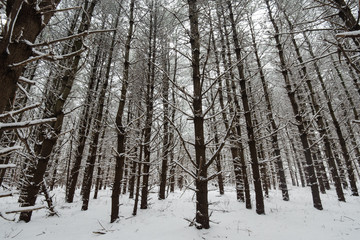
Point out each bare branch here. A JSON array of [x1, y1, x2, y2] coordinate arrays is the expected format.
[[18, 76, 36, 85], [4, 205, 45, 214], [39, 6, 82, 15], [28, 29, 116, 47], [205, 113, 236, 169], [173, 160, 197, 179], [166, 115, 196, 168]]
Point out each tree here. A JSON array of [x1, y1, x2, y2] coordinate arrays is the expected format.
[[111, 0, 135, 223], [18, 0, 98, 222], [264, 0, 322, 210], [0, 0, 61, 114]]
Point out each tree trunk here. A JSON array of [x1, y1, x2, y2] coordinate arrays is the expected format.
[[18, 0, 98, 222], [216, 3, 249, 207], [141, 1, 158, 209], [265, 0, 322, 210], [227, 0, 265, 214], [249, 17, 289, 201], [111, 0, 133, 223], [0, 0, 61, 114], [66, 31, 102, 203], [159, 39, 171, 200], [188, 0, 209, 229]]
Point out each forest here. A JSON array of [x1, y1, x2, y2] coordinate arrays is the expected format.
[[1, 0, 360, 239]]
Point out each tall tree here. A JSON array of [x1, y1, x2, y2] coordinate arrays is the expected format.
[[226, 0, 265, 213], [264, 0, 323, 210], [18, 0, 99, 222], [111, 0, 135, 223]]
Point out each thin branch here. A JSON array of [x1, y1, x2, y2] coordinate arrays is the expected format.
[[205, 113, 236, 169], [173, 160, 197, 179], [166, 115, 196, 168], [39, 6, 82, 14], [0, 103, 40, 120], [0, 147, 22, 157], [28, 29, 116, 47]]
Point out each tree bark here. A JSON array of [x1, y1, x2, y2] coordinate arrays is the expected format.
[[188, 0, 209, 229], [18, 0, 98, 222], [111, 0, 134, 223], [0, 0, 61, 114], [227, 0, 265, 214]]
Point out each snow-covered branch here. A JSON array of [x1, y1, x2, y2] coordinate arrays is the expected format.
[[28, 29, 116, 48], [0, 103, 40, 120], [4, 205, 45, 214], [0, 118, 56, 131], [173, 160, 197, 179], [204, 113, 236, 169], [18, 76, 36, 85], [0, 146, 22, 157], [336, 30, 360, 38], [165, 115, 196, 168]]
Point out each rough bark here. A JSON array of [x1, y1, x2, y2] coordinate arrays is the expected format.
[[0, 0, 61, 114], [111, 0, 133, 223], [188, 0, 209, 229], [18, 0, 98, 222]]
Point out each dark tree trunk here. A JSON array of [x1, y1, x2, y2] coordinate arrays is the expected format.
[[111, 0, 133, 223], [227, 0, 265, 214], [94, 123, 107, 200], [128, 155, 137, 199], [66, 30, 102, 203], [0, 0, 61, 114], [216, 3, 249, 206], [18, 0, 98, 222], [159, 39, 171, 200], [265, 0, 322, 210], [249, 17, 289, 201], [141, 1, 158, 209], [188, 0, 209, 229], [81, 47, 110, 212], [133, 133, 144, 216]]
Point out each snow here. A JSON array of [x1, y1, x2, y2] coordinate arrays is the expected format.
[[1, 186, 360, 239]]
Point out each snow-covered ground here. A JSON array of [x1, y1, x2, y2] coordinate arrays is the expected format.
[[1, 186, 360, 240]]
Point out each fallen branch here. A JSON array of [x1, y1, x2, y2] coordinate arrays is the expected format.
[[0, 191, 17, 198], [0, 212, 15, 221], [4, 205, 45, 214]]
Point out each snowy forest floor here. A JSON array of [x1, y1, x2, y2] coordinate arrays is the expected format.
[[1, 186, 360, 240]]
